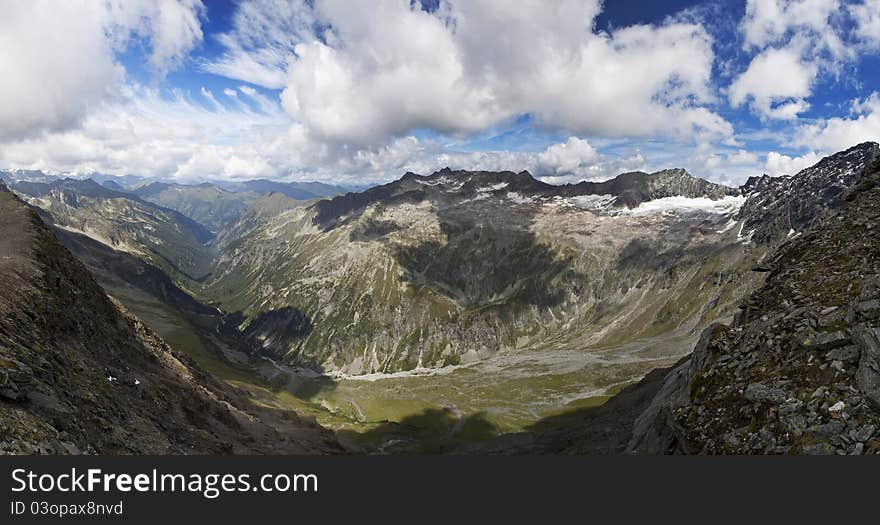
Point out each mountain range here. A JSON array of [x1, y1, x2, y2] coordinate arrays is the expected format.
[[2, 141, 878, 454]]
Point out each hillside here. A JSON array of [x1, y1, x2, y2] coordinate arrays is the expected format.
[[482, 147, 880, 455], [10, 178, 214, 285], [0, 185, 340, 454], [203, 165, 767, 375], [624, 151, 880, 454], [7, 143, 879, 449]]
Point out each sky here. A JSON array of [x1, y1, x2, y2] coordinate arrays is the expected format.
[[1, 0, 879, 187]]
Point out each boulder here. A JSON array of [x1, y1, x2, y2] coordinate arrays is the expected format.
[[744, 383, 788, 405], [854, 323, 880, 408]]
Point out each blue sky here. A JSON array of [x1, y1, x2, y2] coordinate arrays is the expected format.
[[1, 0, 879, 185]]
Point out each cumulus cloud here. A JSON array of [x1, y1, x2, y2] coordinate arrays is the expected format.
[[0, 0, 204, 141], [2, 0, 876, 187], [203, 0, 732, 146], [535, 138, 599, 176], [729, 0, 877, 121], [764, 150, 822, 176], [741, 0, 843, 52], [728, 44, 817, 120], [795, 92, 880, 151]]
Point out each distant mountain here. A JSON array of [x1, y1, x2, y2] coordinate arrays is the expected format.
[[133, 181, 258, 233], [229, 178, 348, 200], [735, 142, 879, 244], [202, 145, 879, 378], [127, 179, 349, 232], [10, 178, 214, 283], [312, 166, 738, 229], [99, 179, 128, 192], [0, 168, 58, 183], [87, 173, 148, 189], [204, 166, 760, 374]]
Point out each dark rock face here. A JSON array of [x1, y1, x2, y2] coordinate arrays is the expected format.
[[0, 190, 339, 455], [312, 166, 738, 229], [736, 142, 879, 244], [240, 306, 313, 356], [559, 168, 738, 207], [626, 324, 725, 454], [853, 284, 880, 409], [614, 151, 880, 454]]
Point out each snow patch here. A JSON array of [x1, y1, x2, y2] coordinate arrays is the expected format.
[[476, 182, 509, 192], [459, 193, 490, 204], [717, 218, 740, 234], [567, 194, 617, 210], [737, 222, 755, 244], [619, 195, 746, 216], [506, 191, 533, 204], [416, 176, 464, 191]]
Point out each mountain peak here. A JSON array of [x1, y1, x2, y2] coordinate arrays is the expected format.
[[559, 167, 736, 208]]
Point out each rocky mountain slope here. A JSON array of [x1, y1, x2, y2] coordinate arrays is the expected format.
[[22, 145, 874, 379], [482, 144, 880, 455], [204, 166, 760, 375], [10, 178, 214, 285], [130, 180, 347, 233], [736, 143, 878, 244], [4, 142, 879, 454], [0, 185, 339, 454], [624, 151, 880, 455]]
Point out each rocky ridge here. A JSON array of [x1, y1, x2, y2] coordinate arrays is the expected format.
[[0, 186, 340, 454], [624, 151, 880, 454]]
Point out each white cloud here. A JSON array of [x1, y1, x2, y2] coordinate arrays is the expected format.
[[0, 83, 291, 182], [741, 0, 841, 50], [728, 45, 816, 120], [727, 149, 759, 165], [0, 0, 204, 141], [535, 137, 599, 176], [796, 92, 880, 151], [202, 0, 732, 146], [850, 0, 880, 49], [2, 0, 874, 187], [764, 150, 822, 176], [199, 0, 317, 89], [134, 0, 205, 75], [730, 0, 874, 122], [200, 87, 222, 110]]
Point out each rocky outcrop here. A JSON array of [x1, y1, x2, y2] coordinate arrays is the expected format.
[[626, 324, 726, 454], [853, 281, 880, 408], [616, 150, 880, 455], [736, 142, 879, 244]]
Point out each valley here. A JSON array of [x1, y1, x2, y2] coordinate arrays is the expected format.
[[3, 141, 878, 453]]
